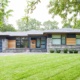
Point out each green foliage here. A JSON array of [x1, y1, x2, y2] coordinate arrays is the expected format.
[[50, 49, 54, 53], [62, 23, 72, 28], [73, 20, 80, 29], [69, 50, 74, 53], [0, 0, 13, 30], [48, 0, 80, 24], [56, 49, 61, 53], [43, 20, 58, 30], [0, 24, 16, 32], [25, 0, 41, 14], [17, 16, 41, 31], [26, 0, 80, 25], [74, 50, 78, 53], [63, 49, 68, 53]]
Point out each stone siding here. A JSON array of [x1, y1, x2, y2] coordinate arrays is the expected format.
[[47, 38, 80, 52]]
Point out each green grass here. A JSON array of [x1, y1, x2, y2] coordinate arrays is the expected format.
[[0, 53, 80, 80]]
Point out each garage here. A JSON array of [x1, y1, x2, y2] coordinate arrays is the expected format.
[[0, 39, 2, 52]]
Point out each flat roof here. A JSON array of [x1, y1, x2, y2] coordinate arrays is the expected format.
[[0, 28, 80, 36], [44, 28, 80, 33]]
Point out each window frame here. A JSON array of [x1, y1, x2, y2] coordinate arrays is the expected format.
[[61, 35, 66, 45], [16, 37, 28, 48], [76, 35, 80, 45], [52, 35, 61, 45]]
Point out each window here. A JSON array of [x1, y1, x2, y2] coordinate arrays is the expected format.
[[41, 37, 46, 48], [52, 35, 61, 45], [36, 38, 41, 48], [16, 37, 28, 48], [76, 35, 80, 45], [62, 35, 66, 45]]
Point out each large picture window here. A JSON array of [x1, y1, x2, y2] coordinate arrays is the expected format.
[[52, 35, 61, 45], [16, 37, 28, 48], [76, 35, 80, 45]]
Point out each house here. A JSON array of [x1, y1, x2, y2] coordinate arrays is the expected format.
[[0, 28, 80, 53]]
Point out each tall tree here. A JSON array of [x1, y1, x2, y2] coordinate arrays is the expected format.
[[0, 0, 13, 26], [25, 0, 80, 26], [43, 20, 58, 30], [0, 24, 16, 32], [17, 16, 41, 31]]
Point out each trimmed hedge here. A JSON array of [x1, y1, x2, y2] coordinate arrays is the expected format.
[[63, 49, 68, 53], [56, 49, 61, 53], [50, 50, 54, 53], [74, 50, 78, 53]]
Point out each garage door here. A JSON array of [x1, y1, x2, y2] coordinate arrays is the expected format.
[[0, 39, 2, 52]]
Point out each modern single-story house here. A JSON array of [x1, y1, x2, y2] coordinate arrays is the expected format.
[[0, 28, 80, 53]]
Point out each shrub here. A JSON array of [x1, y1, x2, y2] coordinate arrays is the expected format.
[[74, 50, 78, 53], [56, 49, 61, 53], [50, 50, 54, 53], [69, 50, 73, 53], [63, 49, 68, 53]]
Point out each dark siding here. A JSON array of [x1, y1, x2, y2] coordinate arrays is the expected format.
[[47, 34, 52, 38], [6, 37, 16, 40], [67, 34, 76, 38], [0, 39, 2, 52]]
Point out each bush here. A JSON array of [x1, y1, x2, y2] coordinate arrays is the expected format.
[[56, 49, 61, 53], [69, 50, 73, 53], [74, 50, 78, 53], [63, 49, 68, 53], [50, 50, 54, 53]]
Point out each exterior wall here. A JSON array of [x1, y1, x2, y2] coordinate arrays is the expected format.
[[2, 39, 8, 51], [66, 38, 76, 45], [47, 38, 53, 52], [47, 38, 80, 52], [8, 40, 16, 48]]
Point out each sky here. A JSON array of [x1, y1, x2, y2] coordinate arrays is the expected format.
[[8, 0, 62, 29]]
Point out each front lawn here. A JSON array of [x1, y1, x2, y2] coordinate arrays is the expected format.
[[0, 53, 80, 80]]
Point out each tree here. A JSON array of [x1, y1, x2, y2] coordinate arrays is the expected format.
[[0, 24, 16, 32], [25, 0, 80, 26], [73, 20, 80, 29], [17, 16, 41, 31], [0, 0, 13, 27], [43, 20, 58, 30], [62, 23, 72, 28]]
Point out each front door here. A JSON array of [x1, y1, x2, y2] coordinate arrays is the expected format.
[[31, 40, 36, 48]]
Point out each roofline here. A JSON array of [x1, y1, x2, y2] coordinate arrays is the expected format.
[[43, 32, 80, 34]]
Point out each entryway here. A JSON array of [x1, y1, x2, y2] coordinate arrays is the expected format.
[[30, 37, 46, 49]]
